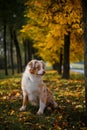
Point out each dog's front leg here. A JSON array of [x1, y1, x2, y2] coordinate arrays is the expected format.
[[37, 99, 46, 115], [20, 91, 28, 111], [37, 90, 47, 115]]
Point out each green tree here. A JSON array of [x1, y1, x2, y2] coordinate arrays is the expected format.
[[22, 38, 33, 67], [0, 0, 26, 74], [3, 22, 8, 75]]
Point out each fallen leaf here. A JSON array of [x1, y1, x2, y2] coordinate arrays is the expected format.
[[81, 127, 87, 130]]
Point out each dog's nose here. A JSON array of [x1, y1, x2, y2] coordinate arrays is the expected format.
[[43, 71, 45, 74]]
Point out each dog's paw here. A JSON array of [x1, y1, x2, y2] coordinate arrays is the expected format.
[[19, 106, 26, 111], [37, 109, 43, 115]]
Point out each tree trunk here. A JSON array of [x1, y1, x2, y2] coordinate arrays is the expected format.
[[62, 32, 70, 79], [27, 39, 32, 61], [59, 48, 63, 74], [13, 30, 22, 73], [10, 28, 14, 74], [53, 62, 60, 72], [82, 0, 87, 115], [3, 22, 8, 75], [23, 39, 27, 67], [53, 48, 63, 74]]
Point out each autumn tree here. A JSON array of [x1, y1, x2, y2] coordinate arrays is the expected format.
[[82, 0, 87, 115], [72, 0, 87, 117], [21, 0, 83, 79]]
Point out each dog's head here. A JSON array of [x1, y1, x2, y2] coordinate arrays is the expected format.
[[28, 59, 46, 76]]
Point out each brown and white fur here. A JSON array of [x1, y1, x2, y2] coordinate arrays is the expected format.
[[20, 59, 57, 114]]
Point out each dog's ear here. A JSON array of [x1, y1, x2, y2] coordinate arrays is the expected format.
[[40, 60, 46, 69], [28, 60, 38, 69], [28, 61, 33, 68]]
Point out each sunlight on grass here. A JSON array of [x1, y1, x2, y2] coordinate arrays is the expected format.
[[70, 71, 84, 80]]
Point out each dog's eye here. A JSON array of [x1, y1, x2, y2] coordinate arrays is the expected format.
[[36, 65, 40, 70]]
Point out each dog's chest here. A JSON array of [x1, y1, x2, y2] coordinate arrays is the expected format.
[[22, 77, 40, 94], [22, 72, 43, 96], [27, 81, 40, 94]]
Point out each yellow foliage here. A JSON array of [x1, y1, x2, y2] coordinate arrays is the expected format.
[[20, 0, 83, 64]]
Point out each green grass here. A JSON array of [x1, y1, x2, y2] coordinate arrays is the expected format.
[[70, 72, 84, 80], [0, 69, 22, 79], [0, 70, 87, 130], [70, 62, 84, 70]]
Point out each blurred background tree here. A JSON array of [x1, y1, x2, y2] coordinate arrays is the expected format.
[[0, 0, 27, 75], [21, 0, 83, 79], [0, 0, 84, 79]]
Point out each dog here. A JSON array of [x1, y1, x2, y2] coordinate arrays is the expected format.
[[20, 59, 57, 114]]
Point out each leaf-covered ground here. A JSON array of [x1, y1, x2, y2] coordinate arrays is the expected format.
[[0, 70, 87, 130]]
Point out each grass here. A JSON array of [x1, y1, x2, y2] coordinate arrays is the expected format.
[[0, 70, 87, 130], [0, 69, 22, 79], [70, 62, 84, 70]]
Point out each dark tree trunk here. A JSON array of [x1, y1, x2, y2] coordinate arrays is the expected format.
[[62, 32, 70, 79], [23, 39, 27, 66], [59, 48, 63, 74], [3, 22, 8, 75], [13, 30, 22, 73], [82, 0, 87, 115], [27, 39, 32, 61], [10, 28, 14, 74], [53, 48, 63, 74], [53, 62, 60, 72]]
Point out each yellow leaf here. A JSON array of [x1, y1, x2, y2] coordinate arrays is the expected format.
[[81, 127, 87, 130], [10, 110, 15, 115], [58, 115, 63, 120], [3, 96, 7, 99], [15, 92, 20, 97]]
